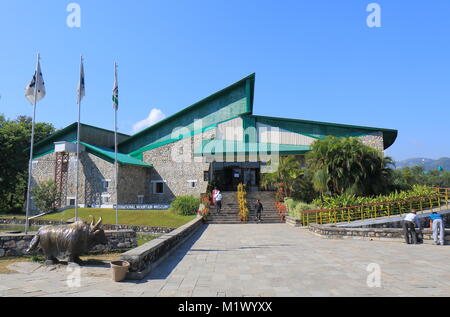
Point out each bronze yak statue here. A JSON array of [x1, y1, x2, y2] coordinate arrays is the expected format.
[[26, 217, 107, 265]]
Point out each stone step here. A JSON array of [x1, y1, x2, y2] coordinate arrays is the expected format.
[[207, 220, 285, 224], [207, 216, 283, 221]]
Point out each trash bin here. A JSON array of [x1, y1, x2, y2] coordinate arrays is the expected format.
[[111, 260, 130, 282]]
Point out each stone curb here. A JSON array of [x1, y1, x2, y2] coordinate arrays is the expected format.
[[120, 216, 204, 280]]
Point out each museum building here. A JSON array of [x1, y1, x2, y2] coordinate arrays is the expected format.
[[28, 73, 398, 211]]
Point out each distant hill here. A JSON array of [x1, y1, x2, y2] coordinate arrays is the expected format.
[[395, 157, 450, 171]]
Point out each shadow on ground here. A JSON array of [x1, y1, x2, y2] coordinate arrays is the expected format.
[[120, 224, 210, 284]]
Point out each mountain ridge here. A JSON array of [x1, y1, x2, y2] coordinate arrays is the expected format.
[[395, 157, 450, 171]]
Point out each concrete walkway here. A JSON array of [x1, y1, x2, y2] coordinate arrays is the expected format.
[[1, 223, 450, 297]]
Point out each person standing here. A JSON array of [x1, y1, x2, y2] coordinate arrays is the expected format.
[[255, 199, 264, 223], [212, 188, 219, 206], [403, 210, 421, 244], [214, 190, 223, 213], [429, 212, 445, 246]]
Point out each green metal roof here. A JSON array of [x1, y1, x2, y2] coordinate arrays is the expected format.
[[250, 115, 398, 150], [24, 122, 130, 157], [194, 140, 311, 157], [79, 142, 152, 167], [118, 73, 256, 154], [32, 141, 151, 167]]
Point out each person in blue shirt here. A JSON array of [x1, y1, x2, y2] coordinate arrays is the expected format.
[[429, 212, 445, 246]]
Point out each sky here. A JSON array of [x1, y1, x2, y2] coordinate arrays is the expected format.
[[0, 0, 449, 161]]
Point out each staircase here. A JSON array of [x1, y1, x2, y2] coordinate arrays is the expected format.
[[207, 191, 284, 224]]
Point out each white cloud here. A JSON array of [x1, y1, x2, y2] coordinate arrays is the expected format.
[[132, 108, 166, 133]]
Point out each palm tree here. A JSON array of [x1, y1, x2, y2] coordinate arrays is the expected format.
[[260, 156, 304, 198], [306, 136, 394, 196]]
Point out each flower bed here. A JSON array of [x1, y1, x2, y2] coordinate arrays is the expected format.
[[197, 196, 211, 221], [237, 184, 249, 222]]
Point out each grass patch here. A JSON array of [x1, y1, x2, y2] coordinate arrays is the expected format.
[[82, 253, 121, 262], [136, 233, 160, 246], [36, 208, 195, 228]]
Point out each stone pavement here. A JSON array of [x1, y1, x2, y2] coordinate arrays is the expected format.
[[1, 223, 450, 297]]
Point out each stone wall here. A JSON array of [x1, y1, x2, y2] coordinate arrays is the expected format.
[[0, 218, 175, 234], [358, 131, 384, 152], [286, 216, 302, 227], [121, 216, 204, 280], [79, 152, 117, 206], [118, 165, 151, 204], [308, 224, 450, 242], [142, 133, 212, 204], [0, 230, 137, 258], [31, 151, 151, 211], [336, 211, 450, 229]]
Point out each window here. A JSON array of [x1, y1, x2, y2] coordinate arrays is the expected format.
[[68, 199, 76, 206], [188, 180, 198, 188], [102, 196, 109, 204], [203, 171, 209, 182], [102, 179, 111, 192], [156, 182, 164, 194], [152, 182, 165, 194], [137, 195, 144, 204]]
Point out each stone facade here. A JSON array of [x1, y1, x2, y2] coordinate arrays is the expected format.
[[31, 151, 150, 212], [117, 165, 151, 204], [358, 131, 384, 152], [29, 123, 390, 209], [142, 133, 213, 204]]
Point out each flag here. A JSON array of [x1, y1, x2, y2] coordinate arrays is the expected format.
[[25, 60, 46, 104], [77, 57, 85, 102], [112, 64, 119, 110]]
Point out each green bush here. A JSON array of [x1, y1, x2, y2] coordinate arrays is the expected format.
[[285, 198, 318, 219], [312, 185, 437, 209], [32, 179, 59, 213], [169, 196, 200, 216]]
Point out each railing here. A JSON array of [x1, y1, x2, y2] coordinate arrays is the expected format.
[[434, 187, 449, 207], [297, 187, 450, 227]]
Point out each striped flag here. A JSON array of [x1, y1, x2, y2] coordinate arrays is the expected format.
[[25, 60, 46, 104], [112, 63, 119, 110], [77, 57, 85, 101]]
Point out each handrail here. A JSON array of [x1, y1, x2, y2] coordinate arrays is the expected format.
[[302, 194, 440, 215], [296, 187, 450, 227]]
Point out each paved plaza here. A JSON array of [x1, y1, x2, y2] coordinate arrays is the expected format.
[[1, 223, 450, 297]]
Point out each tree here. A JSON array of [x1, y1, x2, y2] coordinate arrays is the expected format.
[[306, 136, 394, 196], [32, 180, 59, 213], [0, 115, 55, 213], [260, 156, 305, 199]]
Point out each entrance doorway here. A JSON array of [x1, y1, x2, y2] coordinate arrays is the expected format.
[[212, 163, 261, 191]]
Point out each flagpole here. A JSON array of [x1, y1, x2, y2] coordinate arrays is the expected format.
[[75, 55, 83, 221], [114, 62, 119, 226], [25, 53, 40, 234]]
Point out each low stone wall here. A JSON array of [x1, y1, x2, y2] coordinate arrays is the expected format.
[[309, 224, 450, 242], [286, 216, 302, 227], [0, 230, 137, 258], [121, 216, 204, 280], [0, 218, 174, 234], [335, 210, 450, 229]]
